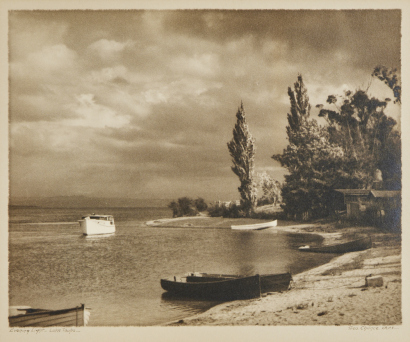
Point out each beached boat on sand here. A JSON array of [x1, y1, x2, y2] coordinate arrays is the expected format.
[[160, 272, 292, 300], [79, 214, 115, 236], [161, 274, 260, 300], [9, 304, 90, 327], [298, 236, 372, 253], [259, 272, 293, 293], [231, 220, 278, 230], [182, 272, 292, 293]]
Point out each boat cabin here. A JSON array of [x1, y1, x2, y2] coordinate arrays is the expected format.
[[82, 215, 114, 223]]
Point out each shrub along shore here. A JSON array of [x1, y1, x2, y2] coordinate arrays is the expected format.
[[147, 216, 402, 326]]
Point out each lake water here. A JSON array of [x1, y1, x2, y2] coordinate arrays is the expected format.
[[8, 206, 336, 326]]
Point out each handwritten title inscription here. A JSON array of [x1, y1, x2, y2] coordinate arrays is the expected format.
[[9, 327, 80, 334]]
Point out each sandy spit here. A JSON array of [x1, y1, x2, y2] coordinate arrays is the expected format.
[[149, 216, 402, 326], [167, 246, 401, 326]]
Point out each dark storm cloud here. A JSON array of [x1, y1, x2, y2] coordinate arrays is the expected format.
[[163, 10, 401, 69]]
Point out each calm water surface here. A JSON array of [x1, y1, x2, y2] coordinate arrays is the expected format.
[[9, 207, 336, 326]]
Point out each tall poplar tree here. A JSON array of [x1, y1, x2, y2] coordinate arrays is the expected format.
[[273, 75, 344, 219], [227, 102, 257, 216], [286, 74, 311, 141]]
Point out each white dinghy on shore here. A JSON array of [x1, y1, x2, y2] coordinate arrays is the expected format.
[[231, 220, 277, 231]]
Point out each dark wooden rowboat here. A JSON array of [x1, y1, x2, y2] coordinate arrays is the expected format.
[[298, 236, 372, 253], [9, 304, 90, 327], [161, 274, 261, 300], [160, 272, 292, 300], [260, 272, 293, 293], [185, 273, 293, 293]]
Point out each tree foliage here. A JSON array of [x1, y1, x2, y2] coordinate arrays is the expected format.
[[371, 65, 402, 189], [207, 202, 246, 218], [194, 197, 208, 212], [318, 86, 400, 190], [227, 102, 257, 216], [258, 171, 282, 205], [273, 75, 343, 219], [273, 114, 345, 218], [168, 197, 208, 217], [372, 65, 401, 104], [286, 75, 311, 140], [273, 68, 401, 220]]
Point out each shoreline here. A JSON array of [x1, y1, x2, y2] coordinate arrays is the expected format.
[[148, 216, 401, 326]]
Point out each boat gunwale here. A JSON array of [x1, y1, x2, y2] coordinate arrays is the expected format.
[[298, 236, 372, 252], [8, 304, 90, 327], [162, 273, 259, 284], [80, 215, 114, 220], [231, 219, 278, 230], [8, 304, 86, 319]]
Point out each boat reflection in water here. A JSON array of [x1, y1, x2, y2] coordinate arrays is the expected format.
[[160, 291, 220, 315], [79, 233, 115, 240]]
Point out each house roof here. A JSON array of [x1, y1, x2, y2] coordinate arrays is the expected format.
[[334, 189, 370, 196], [369, 190, 401, 198], [334, 189, 401, 198]]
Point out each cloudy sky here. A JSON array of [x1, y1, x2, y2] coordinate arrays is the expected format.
[[8, 8, 401, 201]]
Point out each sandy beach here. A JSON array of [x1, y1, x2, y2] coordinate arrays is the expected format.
[[148, 216, 402, 326]]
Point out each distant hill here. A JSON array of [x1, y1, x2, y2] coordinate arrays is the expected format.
[[8, 196, 171, 208]]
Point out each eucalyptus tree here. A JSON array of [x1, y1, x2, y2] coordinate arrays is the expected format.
[[372, 65, 401, 104], [317, 81, 400, 190], [227, 102, 257, 216], [372, 65, 401, 189]]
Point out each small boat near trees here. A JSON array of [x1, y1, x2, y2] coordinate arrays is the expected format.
[[160, 272, 292, 300], [298, 236, 372, 253], [79, 214, 115, 236], [9, 304, 91, 327], [231, 220, 278, 230]]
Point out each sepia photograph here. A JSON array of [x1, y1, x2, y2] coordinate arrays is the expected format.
[[2, 0, 409, 341]]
